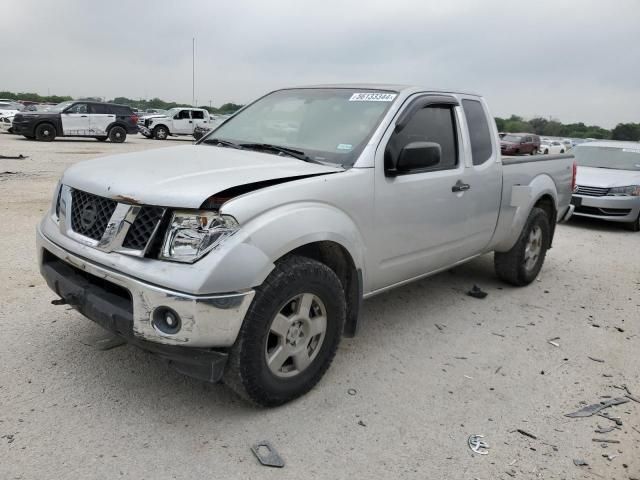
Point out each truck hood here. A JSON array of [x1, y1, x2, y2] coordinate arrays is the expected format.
[[576, 166, 640, 188], [62, 145, 343, 208]]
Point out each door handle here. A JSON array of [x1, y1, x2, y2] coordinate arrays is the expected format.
[[80, 115, 87, 118], [189, 120, 193, 123], [452, 180, 471, 192]]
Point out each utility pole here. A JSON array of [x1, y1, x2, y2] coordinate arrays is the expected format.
[[192, 37, 195, 107]]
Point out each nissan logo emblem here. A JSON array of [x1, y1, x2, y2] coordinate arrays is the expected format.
[[80, 201, 98, 230]]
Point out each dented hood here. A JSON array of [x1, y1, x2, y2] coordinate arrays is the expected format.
[[62, 145, 343, 208]]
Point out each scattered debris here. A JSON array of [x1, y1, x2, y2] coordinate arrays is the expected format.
[[615, 326, 625, 333], [592, 438, 620, 444], [467, 285, 488, 299], [573, 459, 588, 467], [588, 356, 605, 363], [598, 412, 623, 426], [250, 441, 285, 468], [468, 434, 489, 455], [595, 425, 616, 434], [565, 397, 629, 418], [80, 333, 126, 351], [491, 332, 506, 338], [434, 323, 445, 331], [602, 453, 618, 461], [357, 420, 367, 427], [495, 366, 503, 374], [547, 337, 560, 347], [0, 154, 28, 159], [516, 429, 538, 440], [1, 434, 15, 444], [347, 388, 357, 396]]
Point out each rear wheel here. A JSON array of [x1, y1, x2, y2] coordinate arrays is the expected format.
[[495, 207, 551, 286], [153, 125, 169, 140], [224, 255, 345, 406], [35, 123, 56, 142], [108, 126, 126, 143]]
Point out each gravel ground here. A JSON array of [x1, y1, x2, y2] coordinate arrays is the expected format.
[[1, 132, 639, 480]]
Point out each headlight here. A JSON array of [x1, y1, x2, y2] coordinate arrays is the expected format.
[[607, 185, 640, 196], [160, 210, 239, 263]]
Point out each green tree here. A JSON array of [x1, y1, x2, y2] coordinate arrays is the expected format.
[[611, 123, 640, 141]]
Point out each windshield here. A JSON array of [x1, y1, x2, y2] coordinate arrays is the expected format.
[[575, 144, 640, 171], [49, 101, 75, 112], [201, 88, 397, 165], [502, 135, 522, 142], [0, 103, 16, 109]]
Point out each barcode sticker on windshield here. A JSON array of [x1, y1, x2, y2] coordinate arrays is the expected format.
[[349, 93, 397, 102]]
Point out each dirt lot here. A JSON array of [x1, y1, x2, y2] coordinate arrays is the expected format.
[[1, 132, 639, 480]]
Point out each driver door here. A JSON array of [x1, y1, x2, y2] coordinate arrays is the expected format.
[[370, 96, 472, 291], [61, 103, 91, 136]]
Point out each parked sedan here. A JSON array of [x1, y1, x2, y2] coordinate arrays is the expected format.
[[571, 141, 640, 231], [539, 140, 566, 154]]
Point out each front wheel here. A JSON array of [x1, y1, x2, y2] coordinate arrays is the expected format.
[[495, 207, 551, 286], [153, 125, 169, 140], [35, 123, 56, 142], [108, 126, 126, 143], [625, 213, 640, 232], [224, 255, 345, 406]]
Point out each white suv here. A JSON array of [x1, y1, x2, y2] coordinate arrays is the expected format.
[[139, 107, 211, 140]]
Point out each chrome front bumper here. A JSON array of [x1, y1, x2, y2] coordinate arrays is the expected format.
[[37, 226, 255, 348]]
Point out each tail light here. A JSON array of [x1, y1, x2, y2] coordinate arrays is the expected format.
[[130, 114, 139, 124], [571, 160, 577, 192]]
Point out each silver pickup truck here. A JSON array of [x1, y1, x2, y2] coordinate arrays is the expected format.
[[37, 85, 575, 406]]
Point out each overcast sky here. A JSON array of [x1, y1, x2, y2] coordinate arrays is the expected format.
[[3, 0, 639, 127]]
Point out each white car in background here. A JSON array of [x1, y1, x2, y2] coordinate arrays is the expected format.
[[539, 140, 566, 154], [561, 139, 573, 151], [0, 102, 21, 133], [138, 107, 212, 139]]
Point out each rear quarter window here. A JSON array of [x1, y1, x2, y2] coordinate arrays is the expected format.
[[462, 99, 493, 165], [110, 105, 133, 116]]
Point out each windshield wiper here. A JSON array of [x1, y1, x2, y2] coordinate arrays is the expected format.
[[239, 143, 317, 162], [202, 138, 243, 149]]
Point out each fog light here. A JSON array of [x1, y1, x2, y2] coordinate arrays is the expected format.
[[152, 307, 182, 335]]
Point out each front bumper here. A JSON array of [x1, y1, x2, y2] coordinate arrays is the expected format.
[[571, 194, 640, 223], [37, 226, 255, 349]]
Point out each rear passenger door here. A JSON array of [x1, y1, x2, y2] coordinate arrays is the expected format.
[[172, 109, 193, 134], [61, 102, 91, 136], [88, 104, 115, 136], [459, 97, 502, 252], [191, 110, 208, 130]]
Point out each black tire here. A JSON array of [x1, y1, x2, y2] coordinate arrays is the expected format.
[[108, 126, 126, 143], [153, 125, 169, 140], [560, 149, 565, 154], [494, 207, 551, 286], [543, 149, 549, 154], [95, 136, 108, 142], [224, 255, 346, 406], [35, 123, 56, 142], [625, 213, 640, 232]]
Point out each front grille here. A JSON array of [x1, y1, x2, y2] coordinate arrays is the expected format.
[[575, 206, 631, 217], [70, 189, 117, 240], [122, 206, 165, 250], [575, 185, 609, 196]]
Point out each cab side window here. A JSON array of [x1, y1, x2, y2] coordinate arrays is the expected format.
[[461, 99, 493, 165], [191, 110, 204, 119], [386, 105, 458, 172], [176, 110, 191, 120]]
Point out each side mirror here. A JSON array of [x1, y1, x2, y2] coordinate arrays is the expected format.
[[390, 141, 441, 175]]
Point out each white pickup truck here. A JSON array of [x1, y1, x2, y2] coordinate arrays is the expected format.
[[37, 85, 575, 406], [138, 107, 212, 139]]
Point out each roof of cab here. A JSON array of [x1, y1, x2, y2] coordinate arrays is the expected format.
[[285, 83, 482, 97]]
